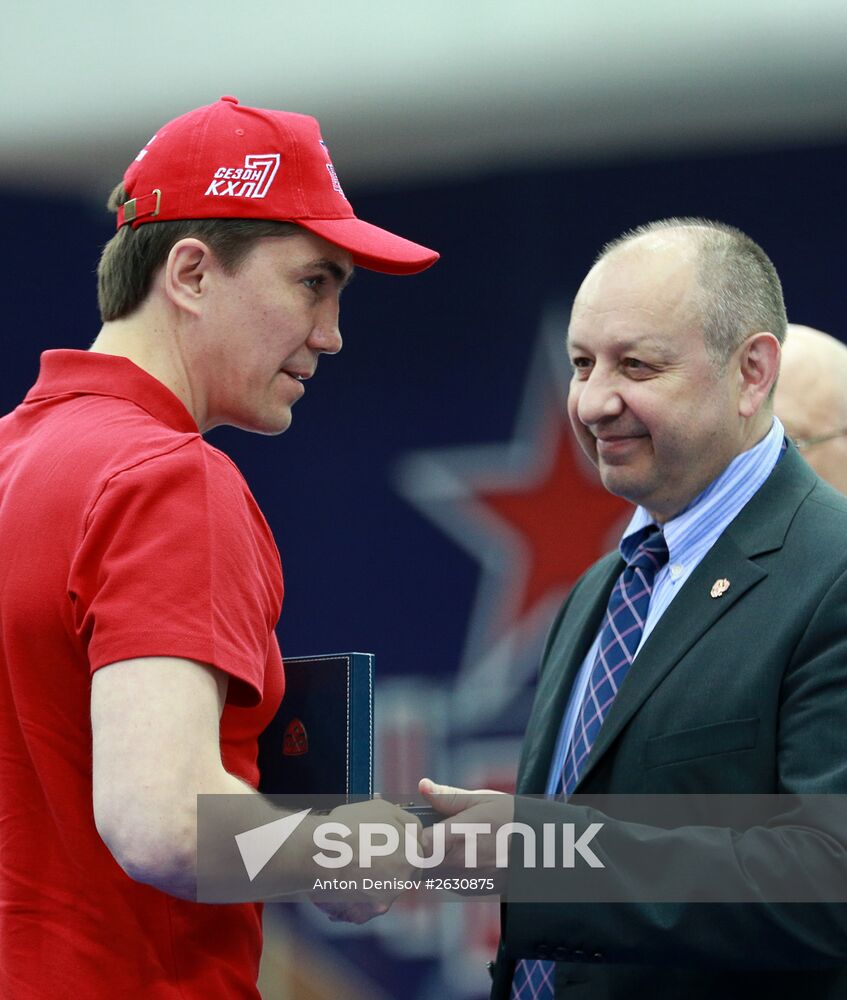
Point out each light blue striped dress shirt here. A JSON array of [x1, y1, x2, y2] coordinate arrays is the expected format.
[[545, 416, 786, 795]]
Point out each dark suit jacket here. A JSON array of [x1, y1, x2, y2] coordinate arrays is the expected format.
[[491, 445, 847, 999]]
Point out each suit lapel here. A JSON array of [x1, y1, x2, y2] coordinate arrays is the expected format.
[[571, 446, 816, 791], [574, 535, 765, 786], [517, 552, 621, 793]]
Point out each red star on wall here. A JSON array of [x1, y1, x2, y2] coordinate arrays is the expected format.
[[478, 410, 630, 628]]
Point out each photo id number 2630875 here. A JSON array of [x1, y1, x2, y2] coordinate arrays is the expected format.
[[423, 877, 495, 891]]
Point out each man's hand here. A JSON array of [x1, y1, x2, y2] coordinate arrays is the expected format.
[[309, 799, 423, 923], [419, 778, 514, 887], [312, 900, 391, 925]]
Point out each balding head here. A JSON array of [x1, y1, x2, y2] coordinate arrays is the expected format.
[[598, 217, 787, 366], [775, 324, 847, 493]]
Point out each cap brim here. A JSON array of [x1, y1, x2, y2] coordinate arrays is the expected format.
[[298, 217, 439, 275]]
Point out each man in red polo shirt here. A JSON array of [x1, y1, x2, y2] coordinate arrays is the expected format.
[[0, 96, 438, 999]]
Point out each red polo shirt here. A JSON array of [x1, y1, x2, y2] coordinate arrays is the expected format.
[[0, 351, 285, 998]]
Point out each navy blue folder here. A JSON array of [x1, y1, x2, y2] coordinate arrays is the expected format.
[[257, 652, 374, 800]]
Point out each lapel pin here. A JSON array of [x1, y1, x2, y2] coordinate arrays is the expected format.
[[710, 578, 731, 598]]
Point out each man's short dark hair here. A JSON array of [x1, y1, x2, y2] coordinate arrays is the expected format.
[[97, 184, 301, 322], [599, 218, 788, 365]]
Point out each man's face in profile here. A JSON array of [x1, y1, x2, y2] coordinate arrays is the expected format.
[[193, 231, 352, 435]]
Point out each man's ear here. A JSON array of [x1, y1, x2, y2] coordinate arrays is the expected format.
[[738, 332, 781, 418], [163, 238, 217, 316]]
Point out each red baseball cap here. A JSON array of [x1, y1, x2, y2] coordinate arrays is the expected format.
[[117, 96, 439, 276]]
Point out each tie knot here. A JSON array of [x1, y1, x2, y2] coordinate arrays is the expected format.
[[623, 526, 669, 575]]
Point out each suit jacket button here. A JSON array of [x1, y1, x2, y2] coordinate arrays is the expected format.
[[554, 946, 569, 960], [536, 945, 551, 960], [572, 950, 585, 958], [592, 952, 604, 961]]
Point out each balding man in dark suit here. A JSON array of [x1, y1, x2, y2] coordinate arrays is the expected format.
[[422, 219, 847, 999]]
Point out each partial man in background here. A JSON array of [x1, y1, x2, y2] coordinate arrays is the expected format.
[[0, 96, 437, 999], [422, 219, 847, 998], [774, 323, 847, 493]]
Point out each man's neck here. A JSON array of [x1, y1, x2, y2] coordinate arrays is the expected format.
[[90, 314, 202, 429], [647, 411, 778, 526]]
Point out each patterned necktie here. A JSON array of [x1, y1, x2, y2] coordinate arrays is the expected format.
[[510, 526, 669, 1000]]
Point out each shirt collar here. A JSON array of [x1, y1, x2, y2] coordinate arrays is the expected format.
[[622, 416, 785, 563], [25, 350, 199, 434]]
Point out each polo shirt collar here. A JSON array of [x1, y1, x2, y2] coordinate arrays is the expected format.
[[25, 350, 199, 434]]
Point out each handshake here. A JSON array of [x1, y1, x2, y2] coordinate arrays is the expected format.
[[310, 778, 514, 924]]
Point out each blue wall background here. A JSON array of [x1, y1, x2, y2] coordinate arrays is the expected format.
[[3, 138, 846, 999]]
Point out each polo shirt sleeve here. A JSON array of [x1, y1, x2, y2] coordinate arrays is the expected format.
[[68, 440, 283, 707]]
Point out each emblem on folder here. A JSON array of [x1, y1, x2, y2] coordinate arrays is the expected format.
[[710, 578, 731, 599], [283, 718, 309, 756]]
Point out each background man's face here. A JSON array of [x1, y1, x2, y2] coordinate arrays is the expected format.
[[566, 241, 744, 523], [774, 328, 847, 495], [774, 379, 847, 486]]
